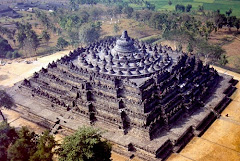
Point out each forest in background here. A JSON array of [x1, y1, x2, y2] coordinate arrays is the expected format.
[[0, 0, 239, 71]]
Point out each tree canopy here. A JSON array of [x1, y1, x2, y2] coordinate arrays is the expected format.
[[7, 127, 37, 161], [79, 23, 101, 45], [187, 42, 194, 53], [41, 30, 51, 45], [35, 10, 52, 29], [0, 121, 18, 161], [175, 4, 185, 12], [0, 124, 111, 161], [123, 6, 134, 18], [0, 36, 13, 58], [57, 126, 112, 161], [57, 37, 69, 49], [0, 124, 57, 161], [16, 23, 40, 56], [29, 131, 57, 161], [113, 24, 120, 34], [0, 90, 14, 121], [186, 4, 192, 12]]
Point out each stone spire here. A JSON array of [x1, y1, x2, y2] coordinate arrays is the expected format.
[[136, 68, 141, 75], [101, 65, 107, 73], [121, 30, 130, 40], [113, 30, 136, 53], [114, 53, 119, 60], [88, 62, 93, 68], [116, 61, 122, 67], [94, 64, 100, 72], [109, 67, 115, 74]]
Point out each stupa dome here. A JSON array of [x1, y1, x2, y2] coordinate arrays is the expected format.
[[113, 30, 136, 53], [76, 30, 172, 77]]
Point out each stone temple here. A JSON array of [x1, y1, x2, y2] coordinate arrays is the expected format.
[[9, 31, 237, 160]]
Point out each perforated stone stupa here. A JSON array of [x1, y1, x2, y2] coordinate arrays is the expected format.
[[9, 30, 237, 160], [76, 30, 173, 79]]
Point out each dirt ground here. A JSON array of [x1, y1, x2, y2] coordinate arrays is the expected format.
[[0, 49, 71, 89], [209, 27, 240, 69]]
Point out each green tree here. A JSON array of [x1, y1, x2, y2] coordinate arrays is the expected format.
[[68, 30, 79, 48], [79, 11, 90, 24], [234, 18, 240, 32], [69, 0, 98, 6], [5, 51, 20, 59], [6, 52, 13, 59], [162, 23, 170, 34], [41, 30, 50, 45], [170, 20, 178, 30], [145, 1, 155, 11], [138, 10, 152, 24], [30, 131, 57, 161], [113, 5, 123, 17], [58, 126, 112, 161], [198, 5, 204, 12], [226, 8, 232, 17], [227, 16, 237, 32], [0, 121, 18, 161], [168, 0, 172, 6], [219, 54, 228, 66], [187, 42, 193, 53], [0, 26, 12, 37], [206, 21, 215, 34], [11, 51, 21, 59], [197, 40, 225, 63], [90, 8, 103, 21], [70, 0, 78, 11], [123, 6, 134, 18], [79, 23, 101, 45], [59, 14, 83, 32], [66, 18, 74, 31], [186, 4, 192, 12], [8, 127, 37, 161], [16, 23, 40, 56], [177, 43, 183, 52], [0, 90, 14, 121], [35, 10, 52, 29], [0, 36, 13, 58], [213, 12, 226, 29], [57, 37, 69, 50], [78, 0, 98, 5], [132, 11, 140, 20], [150, 13, 169, 30], [113, 24, 120, 34], [175, 4, 185, 12]]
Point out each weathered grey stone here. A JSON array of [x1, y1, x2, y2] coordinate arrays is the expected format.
[[11, 30, 237, 161]]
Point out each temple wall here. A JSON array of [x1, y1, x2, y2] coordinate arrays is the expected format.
[[19, 40, 221, 143]]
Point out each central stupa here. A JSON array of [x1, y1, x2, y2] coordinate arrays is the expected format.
[[113, 30, 136, 53], [76, 30, 172, 78]]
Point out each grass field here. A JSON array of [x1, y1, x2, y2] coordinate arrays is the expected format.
[[126, 0, 240, 17]]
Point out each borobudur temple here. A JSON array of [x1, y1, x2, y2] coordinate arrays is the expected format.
[[8, 30, 237, 160]]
